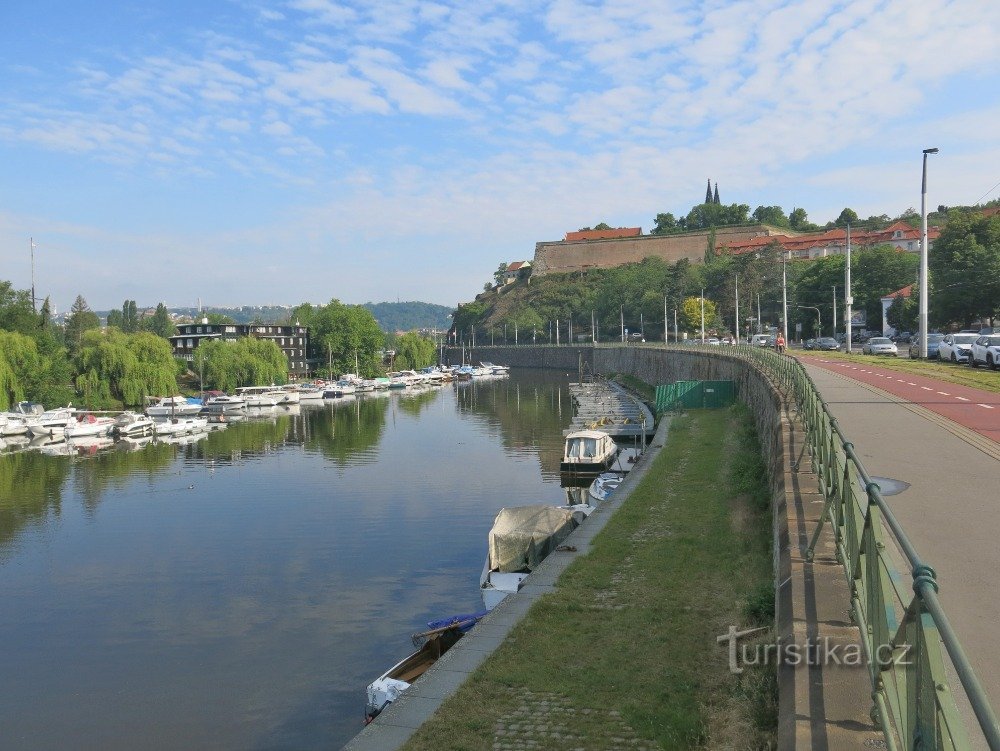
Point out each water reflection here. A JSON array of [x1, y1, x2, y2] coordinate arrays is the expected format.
[[0, 370, 578, 750]]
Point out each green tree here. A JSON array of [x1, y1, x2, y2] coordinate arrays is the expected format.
[[140, 302, 174, 338], [0, 281, 37, 335], [650, 212, 679, 235], [752, 205, 789, 227], [394, 332, 436, 369], [193, 337, 287, 392], [0, 331, 41, 410], [64, 295, 101, 354], [205, 312, 236, 325], [304, 300, 384, 378], [678, 296, 718, 335], [929, 211, 1000, 327], [106, 309, 123, 329], [887, 294, 918, 332], [492, 263, 509, 287], [683, 202, 751, 231], [74, 329, 179, 407], [834, 208, 859, 227]]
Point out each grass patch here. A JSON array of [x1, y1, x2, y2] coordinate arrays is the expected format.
[[611, 372, 656, 402], [796, 350, 1000, 393], [402, 407, 776, 750]]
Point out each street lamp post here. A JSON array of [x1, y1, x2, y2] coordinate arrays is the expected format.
[[919, 147, 939, 359], [735, 274, 740, 344], [700, 289, 705, 343], [781, 251, 789, 345], [798, 306, 821, 338], [832, 286, 837, 337], [845, 224, 853, 353]]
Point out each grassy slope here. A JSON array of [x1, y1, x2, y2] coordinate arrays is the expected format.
[[402, 407, 776, 750]]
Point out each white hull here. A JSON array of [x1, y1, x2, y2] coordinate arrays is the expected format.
[[153, 417, 208, 436], [65, 418, 115, 439]]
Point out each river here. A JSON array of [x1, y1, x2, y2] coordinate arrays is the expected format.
[[0, 369, 579, 750]]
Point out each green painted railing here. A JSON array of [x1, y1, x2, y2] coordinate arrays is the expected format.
[[663, 343, 999, 750]]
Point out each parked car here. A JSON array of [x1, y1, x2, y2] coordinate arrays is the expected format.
[[908, 333, 945, 359], [969, 334, 1000, 369], [750, 334, 774, 347], [891, 331, 913, 343], [862, 337, 898, 356], [937, 333, 978, 363], [814, 337, 840, 351], [803, 338, 816, 350]]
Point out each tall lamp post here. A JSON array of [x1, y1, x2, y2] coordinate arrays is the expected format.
[[798, 305, 821, 338], [781, 251, 789, 345], [845, 224, 853, 353], [919, 147, 939, 359]]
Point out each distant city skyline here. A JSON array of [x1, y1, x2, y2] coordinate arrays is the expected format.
[[1, 0, 998, 312]]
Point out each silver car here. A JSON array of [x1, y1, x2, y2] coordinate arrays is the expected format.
[[862, 337, 898, 356], [908, 333, 945, 359], [938, 333, 978, 363], [970, 334, 1000, 369]]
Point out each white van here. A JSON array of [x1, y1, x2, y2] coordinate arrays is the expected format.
[[751, 334, 774, 347]]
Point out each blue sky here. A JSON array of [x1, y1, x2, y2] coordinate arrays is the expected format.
[[1, 0, 998, 313]]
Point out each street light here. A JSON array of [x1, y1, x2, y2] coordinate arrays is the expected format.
[[798, 306, 821, 339], [919, 147, 939, 359]]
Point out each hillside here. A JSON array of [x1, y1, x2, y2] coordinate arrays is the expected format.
[[362, 301, 453, 332]]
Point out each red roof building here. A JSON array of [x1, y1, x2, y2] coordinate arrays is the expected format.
[[718, 221, 940, 260]]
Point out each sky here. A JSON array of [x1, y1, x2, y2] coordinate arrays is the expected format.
[[1, 0, 998, 314]]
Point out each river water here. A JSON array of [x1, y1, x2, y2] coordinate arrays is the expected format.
[[0, 369, 579, 750]]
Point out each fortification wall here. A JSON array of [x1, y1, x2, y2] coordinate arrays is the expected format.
[[531, 225, 773, 276]]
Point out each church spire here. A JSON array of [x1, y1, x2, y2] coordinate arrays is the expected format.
[[705, 178, 713, 204], [713, 182, 720, 204]]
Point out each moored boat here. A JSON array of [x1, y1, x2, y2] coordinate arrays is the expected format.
[[152, 416, 208, 436], [203, 394, 246, 413], [364, 611, 485, 723], [146, 395, 203, 418], [480, 505, 579, 610], [112, 411, 155, 437], [64, 414, 115, 439], [560, 429, 618, 474], [234, 386, 285, 407], [587, 472, 623, 503], [25, 406, 77, 438]]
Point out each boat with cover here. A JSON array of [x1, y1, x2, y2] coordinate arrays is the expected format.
[[146, 396, 203, 418], [234, 386, 285, 407], [364, 612, 485, 723], [480, 505, 580, 610], [560, 429, 618, 474]]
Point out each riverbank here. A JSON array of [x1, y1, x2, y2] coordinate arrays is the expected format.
[[357, 405, 776, 750]]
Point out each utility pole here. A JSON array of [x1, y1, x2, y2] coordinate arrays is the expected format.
[[700, 289, 705, 343], [845, 224, 853, 353], [832, 286, 837, 337], [919, 147, 939, 359], [735, 274, 740, 344], [619, 305, 624, 342], [29, 238, 37, 313], [663, 296, 668, 344], [674, 308, 678, 344], [592, 310, 596, 344]]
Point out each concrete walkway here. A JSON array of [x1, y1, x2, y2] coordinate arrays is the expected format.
[[802, 362, 1000, 741]]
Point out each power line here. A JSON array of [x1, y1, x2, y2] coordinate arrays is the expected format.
[[973, 178, 1000, 206]]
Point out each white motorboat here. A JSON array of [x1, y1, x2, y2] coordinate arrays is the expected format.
[[64, 414, 115, 439], [0, 413, 30, 436], [276, 387, 300, 405], [560, 429, 618, 474], [325, 380, 357, 397], [588, 472, 624, 503], [203, 394, 246, 413], [291, 384, 326, 400], [234, 386, 285, 407], [112, 411, 155, 437], [25, 407, 77, 438], [146, 395, 203, 418], [480, 505, 580, 610], [153, 416, 208, 436]]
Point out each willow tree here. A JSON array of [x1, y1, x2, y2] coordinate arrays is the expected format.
[[194, 337, 287, 392], [0, 331, 41, 410], [394, 332, 436, 370], [74, 329, 178, 407], [306, 300, 385, 378]]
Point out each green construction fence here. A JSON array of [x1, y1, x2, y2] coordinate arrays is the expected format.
[[655, 380, 736, 412]]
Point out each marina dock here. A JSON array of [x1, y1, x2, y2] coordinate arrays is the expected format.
[[564, 379, 654, 439]]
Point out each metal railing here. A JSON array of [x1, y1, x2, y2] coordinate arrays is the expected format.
[[664, 343, 999, 750]]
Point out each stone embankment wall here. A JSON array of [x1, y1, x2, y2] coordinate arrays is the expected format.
[[531, 225, 774, 276]]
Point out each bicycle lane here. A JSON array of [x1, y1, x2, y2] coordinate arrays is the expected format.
[[801, 356, 1000, 446], [796, 359, 1000, 737]]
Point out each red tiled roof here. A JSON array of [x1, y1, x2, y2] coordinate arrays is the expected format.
[[881, 284, 913, 300], [564, 227, 642, 241], [719, 223, 940, 256], [506, 261, 529, 271]]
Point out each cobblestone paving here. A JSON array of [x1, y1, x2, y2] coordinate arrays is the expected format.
[[492, 691, 660, 750]]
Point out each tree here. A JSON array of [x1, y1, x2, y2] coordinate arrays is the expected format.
[[0, 331, 41, 410], [789, 207, 818, 231], [679, 296, 718, 335], [492, 263, 509, 288], [887, 294, 918, 332], [752, 205, 789, 228], [929, 211, 1000, 327], [205, 312, 235, 325], [593, 222, 612, 230], [684, 202, 750, 231], [834, 208, 859, 227], [650, 212, 679, 235], [64, 295, 101, 354], [394, 332, 436, 369], [193, 337, 288, 392], [0, 281, 37, 335], [140, 303, 174, 338], [304, 299, 385, 378], [74, 329, 179, 407]]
